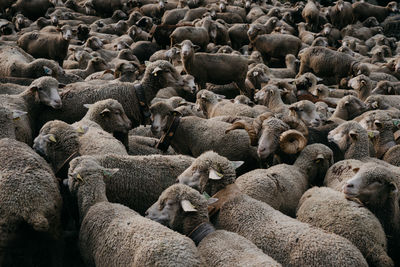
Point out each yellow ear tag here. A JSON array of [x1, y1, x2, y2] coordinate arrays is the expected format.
[[77, 127, 85, 134], [13, 117, 20, 121], [49, 135, 57, 143], [368, 131, 375, 139], [76, 173, 84, 183], [154, 72, 157, 76]]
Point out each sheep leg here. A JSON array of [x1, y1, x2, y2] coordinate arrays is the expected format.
[[297, 64, 311, 78]]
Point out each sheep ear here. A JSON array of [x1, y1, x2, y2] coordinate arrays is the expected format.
[[393, 119, 400, 128], [216, 94, 226, 99], [374, 120, 382, 128], [29, 86, 38, 93], [103, 168, 120, 178], [172, 110, 182, 117], [389, 182, 398, 194], [100, 108, 111, 116], [12, 110, 27, 120], [180, 199, 197, 212], [231, 161, 244, 169], [83, 104, 93, 109], [193, 45, 201, 52], [352, 167, 360, 173], [349, 130, 358, 140], [174, 43, 182, 49], [209, 168, 223, 180], [58, 83, 66, 88], [207, 197, 218, 205], [144, 61, 151, 67], [75, 125, 89, 134], [314, 154, 324, 163]]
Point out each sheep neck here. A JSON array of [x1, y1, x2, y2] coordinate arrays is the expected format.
[[294, 155, 316, 183], [187, 222, 215, 246], [358, 84, 371, 102], [141, 73, 165, 103], [77, 178, 108, 220], [345, 135, 369, 160], [331, 104, 349, 120], [266, 93, 284, 110], [372, 126, 396, 159], [19, 88, 39, 118]]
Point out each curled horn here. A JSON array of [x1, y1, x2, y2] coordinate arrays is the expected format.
[[279, 129, 307, 154], [225, 120, 259, 146], [281, 116, 309, 138]]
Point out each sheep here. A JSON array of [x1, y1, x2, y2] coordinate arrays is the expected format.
[[289, 100, 322, 127], [37, 60, 184, 129], [0, 138, 62, 267], [65, 57, 108, 79], [33, 119, 126, 176], [236, 144, 333, 217], [247, 29, 302, 63], [149, 47, 180, 63], [149, 101, 259, 171], [161, 7, 189, 25], [254, 85, 290, 116], [297, 46, 360, 83], [140, 0, 166, 21], [356, 110, 400, 165], [10, 0, 54, 20], [128, 135, 176, 155], [195, 89, 264, 119], [0, 76, 62, 145], [17, 25, 75, 66], [372, 81, 400, 95], [329, 95, 367, 123], [177, 40, 248, 96], [130, 41, 161, 63], [297, 187, 394, 267], [347, 74, 373, 101], [177, 151, 368, 267], [365, 95, 400, 111], [297, 22, 315, 45], [341, 25, 384, 42], [343, 163, 400, 265], [146, 184, 282, 267], [0, 107, 26, 139], [228, 23, 249, 51], [83, 0, 129, 17], [352, 1, 398, 23], [328, 0, 353, 29], [0, 44, 81, 83], [302, 0, 320, 32], [170, 19, 215, 51], [268, 54, 299, 79], [225, 114, 309, 165], [67, 156, 202, 267]]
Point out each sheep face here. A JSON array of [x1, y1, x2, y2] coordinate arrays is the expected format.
[[328, 122, 364, 153], [343, 164, 398, 208], [149, 102, 176, 135], [289, 100, 321, 127], [182, 75, 197, 95], [177, 151, 241, 196], [59, 25, 74, 41], [86, 37, 103, 50], [257, 118, 289, 160], [358, 111, 392, 132], [371, 82, 396, 95], [178, 40, 199, 60], [146, 184, 208, 234], [146, 60, 184, 88], [30, 77, 62, 109]]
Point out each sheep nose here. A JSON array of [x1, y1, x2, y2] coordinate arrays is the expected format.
[[346, 183, 354, 188], [144, 210, 149, 216], [175, 178, 180, 183]]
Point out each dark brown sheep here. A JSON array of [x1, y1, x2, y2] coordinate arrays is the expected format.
[[177, 40, 248, 96], [17, 25, 75, 66], [352, 1, 398, 23]]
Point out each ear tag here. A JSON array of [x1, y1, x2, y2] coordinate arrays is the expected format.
[[76, 127, 85, 134], [49, 135, 57, 143], [203, 192, 211, 200], [368, 131, 375, 139]]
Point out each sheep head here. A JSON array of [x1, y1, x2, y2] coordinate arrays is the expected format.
[[29, 77, 63, 109], [289, 100, 321, 127], [83, 99, 132, 134], [144, 60, 184, 88], [150, 102, 181, 135], [176, 151, 243, 196], [343, 163, 398, 210], [146, 184, 210, 235]]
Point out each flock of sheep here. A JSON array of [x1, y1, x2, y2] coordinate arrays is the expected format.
[[0, 0, 400, 266]]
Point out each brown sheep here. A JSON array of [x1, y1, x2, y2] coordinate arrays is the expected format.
[[17, 25, 75, 66], [352, 1, 398, 23], [298, 46, 360, 84], [247, 29, 302, 63], [302, 0, 320, 32], [329, 0, 353, 29], [177, 40, 248, 96]]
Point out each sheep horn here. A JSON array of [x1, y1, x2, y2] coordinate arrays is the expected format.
[[279, 129, 307, 154], [281, 116, 309, 138], [225, 120, 258, 146]]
